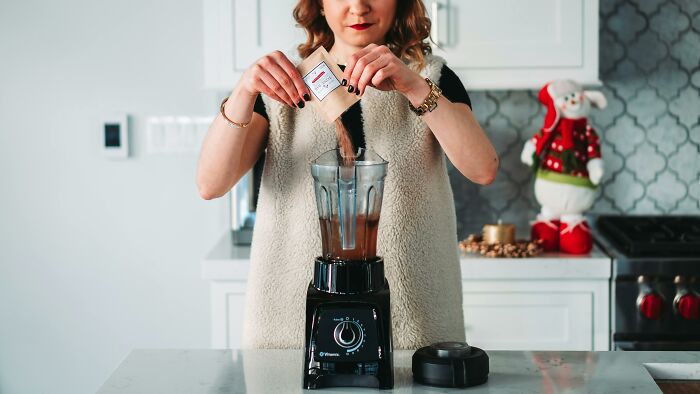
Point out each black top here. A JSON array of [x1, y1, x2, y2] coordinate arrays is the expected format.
[[253, 64, 471, 149]]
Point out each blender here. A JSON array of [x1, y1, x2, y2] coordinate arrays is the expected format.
[[303, 148, 393, 389]]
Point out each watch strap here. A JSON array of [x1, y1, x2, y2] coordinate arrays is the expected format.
[[408, 78, 442, 116]]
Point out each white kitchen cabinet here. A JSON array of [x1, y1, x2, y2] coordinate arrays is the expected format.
[[462, 280, 609, 351], [203, 234, 250, 349], [203, 0, 305, 90], [202, 232, 611, 350], [209, 281, 247, 349], [204, 0, 599, 90], [428, 0, 600, 89]]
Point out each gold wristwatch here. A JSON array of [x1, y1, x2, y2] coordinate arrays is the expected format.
[[408, 78, 442, 116]]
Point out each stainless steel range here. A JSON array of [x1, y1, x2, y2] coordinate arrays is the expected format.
[[593, 215, 700, 351]]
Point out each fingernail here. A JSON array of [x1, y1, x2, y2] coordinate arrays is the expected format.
[[303, 93, 310, 101], [355, 88, 360, 96], [297, 100, 305, 108], [348, 85, 354, 93], [341, 79, 347, 86]]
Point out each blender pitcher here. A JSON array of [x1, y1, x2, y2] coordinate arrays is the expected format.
[[311, 148, 388, 261]]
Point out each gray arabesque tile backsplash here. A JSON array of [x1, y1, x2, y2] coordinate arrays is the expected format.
[[451, 0, 700, 238]]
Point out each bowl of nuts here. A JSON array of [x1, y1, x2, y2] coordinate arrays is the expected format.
[[459, 221, 543, 258]]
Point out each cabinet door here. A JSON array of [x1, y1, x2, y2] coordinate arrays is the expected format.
[[232, 0, 306, 71], [426, 0, 598, 89], [210, 281, 247, 348], [463, 291, 593, 350], [204, 0, 306, 88]]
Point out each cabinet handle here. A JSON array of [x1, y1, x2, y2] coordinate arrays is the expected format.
[[256, 0, 262, 46], [430, 1, 441, 46]]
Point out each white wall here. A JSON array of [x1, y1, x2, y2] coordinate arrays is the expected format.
[[0, 1, 228, 393]]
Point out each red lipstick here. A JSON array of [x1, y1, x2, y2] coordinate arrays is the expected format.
[[350, 23, 373, 30]]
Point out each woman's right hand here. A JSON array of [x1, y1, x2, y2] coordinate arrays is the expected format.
[[239, 50, 311, 108]]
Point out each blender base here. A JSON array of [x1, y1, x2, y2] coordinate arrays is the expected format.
[[303, 258, 393, 390]]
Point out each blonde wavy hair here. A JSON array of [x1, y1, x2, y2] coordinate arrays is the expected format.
[[293, 0, 432, 70]]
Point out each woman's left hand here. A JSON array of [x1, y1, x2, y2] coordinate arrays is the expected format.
[[342, 44, 425, 99]]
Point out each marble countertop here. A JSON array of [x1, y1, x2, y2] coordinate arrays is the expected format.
[[98, 349, 700, 393], [201, 231, 611, 281]]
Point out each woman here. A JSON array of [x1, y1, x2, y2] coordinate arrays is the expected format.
[[197, 0, 498, 349]]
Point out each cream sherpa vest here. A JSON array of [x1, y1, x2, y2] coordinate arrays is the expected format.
[[241, 53, 465, 350]]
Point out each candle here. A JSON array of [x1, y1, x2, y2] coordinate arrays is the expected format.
[[482, 220, 515, 245]]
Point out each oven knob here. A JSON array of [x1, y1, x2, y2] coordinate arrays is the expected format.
[[676, 293, 700, 320], [638, 293, 663, 320]]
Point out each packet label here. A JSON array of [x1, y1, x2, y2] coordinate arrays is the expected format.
[[303, 61, 341, 101], [296, 46, 359, 123]]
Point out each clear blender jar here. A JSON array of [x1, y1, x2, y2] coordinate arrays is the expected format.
[[311, 148, 388, 261]]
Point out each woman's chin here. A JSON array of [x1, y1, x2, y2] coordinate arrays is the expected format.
[[341, 34, 383, 47]]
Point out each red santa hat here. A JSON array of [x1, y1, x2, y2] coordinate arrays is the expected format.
[[536, 80, 582, 155], [539, 83, 560, 133], [539, 80, 582, 131]]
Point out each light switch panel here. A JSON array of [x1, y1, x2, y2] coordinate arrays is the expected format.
[[146, 116, 212, 154]]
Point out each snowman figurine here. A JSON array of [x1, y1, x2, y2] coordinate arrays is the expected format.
[[521, 79, 607, 254]]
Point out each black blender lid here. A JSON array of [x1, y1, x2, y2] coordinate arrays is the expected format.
[[412, 342, 489, 388]]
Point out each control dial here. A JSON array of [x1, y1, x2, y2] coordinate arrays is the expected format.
[[333, 320, 364, 351], [675, 293, 700, 320], [638, 293, 663, 320]]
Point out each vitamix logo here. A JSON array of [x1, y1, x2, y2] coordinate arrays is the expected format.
[[319, 351, 340, 357]]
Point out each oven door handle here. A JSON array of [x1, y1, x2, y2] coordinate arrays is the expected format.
[[616, 341, 700, 351]]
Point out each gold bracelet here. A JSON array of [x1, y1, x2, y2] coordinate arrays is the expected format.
[[408, 78, 442, 116], [220, 97, 251, 128]]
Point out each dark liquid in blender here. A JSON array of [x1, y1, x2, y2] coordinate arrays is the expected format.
[[319, 214, 379, 261]]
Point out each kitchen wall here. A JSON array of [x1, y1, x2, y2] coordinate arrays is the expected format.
[[0, 1, 227, 393], [1, 0, 697, 393], [453, 0, 700, 238]]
